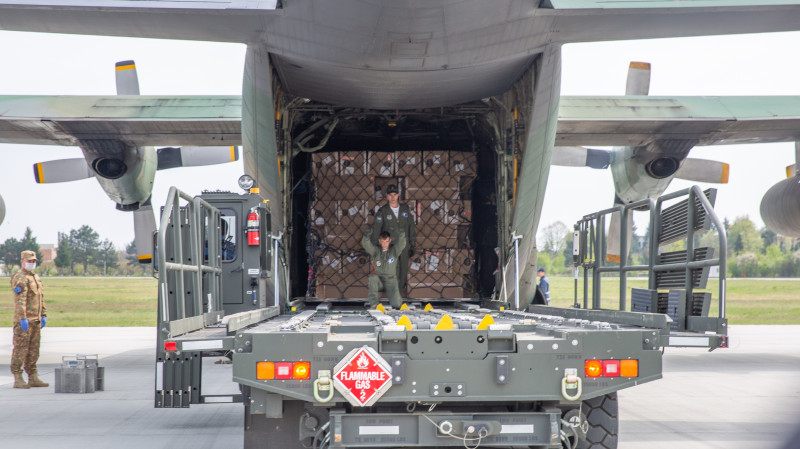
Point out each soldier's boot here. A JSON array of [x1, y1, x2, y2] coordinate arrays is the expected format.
[[27, 371, 49, 388], [13, 373, 30, 389]]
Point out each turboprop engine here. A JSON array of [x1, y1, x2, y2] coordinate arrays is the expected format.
[[760, 146, 800, 237]]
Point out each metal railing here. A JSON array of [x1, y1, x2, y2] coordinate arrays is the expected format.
[[574, 186, 727, 322], [157, 187, 223, 324]]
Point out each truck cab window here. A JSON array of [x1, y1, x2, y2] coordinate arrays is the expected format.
[[220, 211, 237, 262]]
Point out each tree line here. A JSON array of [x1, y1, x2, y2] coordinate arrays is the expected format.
[[0, 226, 147, 276], [537, 216, 800, 278]]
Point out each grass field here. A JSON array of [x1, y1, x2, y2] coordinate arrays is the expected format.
[[0, 277, 157, 327], [0, 276, 797, 326]]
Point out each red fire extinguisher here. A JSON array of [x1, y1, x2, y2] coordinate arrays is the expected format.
[[247, 209, 260, 246]]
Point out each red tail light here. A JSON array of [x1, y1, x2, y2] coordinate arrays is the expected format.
[[585, 359, 638, 378]]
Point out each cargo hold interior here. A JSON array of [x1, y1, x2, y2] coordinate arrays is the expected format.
[[288, 113, 502, 303]]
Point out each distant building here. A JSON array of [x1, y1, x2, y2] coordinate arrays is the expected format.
[[40, 243, 57, 263]]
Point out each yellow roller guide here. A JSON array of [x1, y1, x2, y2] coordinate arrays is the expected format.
[[477, 314, 495, 330], [434, 315, 454, 330], [396, 315, 412, 330], [400, 303, 409, 310], [424, 303, 434, 312], [376, 303, 386, 313]]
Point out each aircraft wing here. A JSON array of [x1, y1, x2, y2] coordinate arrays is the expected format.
[[557, 96, 800, 147], [0, 1, 278, 42], [0, 95, 242, 147], [2, 1, 800, 46], [543, 1, 800, 43], [4, 94, 800, 150]]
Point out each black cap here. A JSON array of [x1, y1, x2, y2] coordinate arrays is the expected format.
[[387, 184, 399, 194], [537, 268, 545, 273]]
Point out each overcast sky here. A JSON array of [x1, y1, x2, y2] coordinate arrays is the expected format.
[[0, 30, 797, 248]]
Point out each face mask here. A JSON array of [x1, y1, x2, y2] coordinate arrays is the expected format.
[[24, 262, 36, 271]]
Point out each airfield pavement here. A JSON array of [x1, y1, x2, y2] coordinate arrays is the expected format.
[[0, 325, 797, 449]]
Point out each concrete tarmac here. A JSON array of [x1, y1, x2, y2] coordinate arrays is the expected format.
[[0, 325, 797, 449]]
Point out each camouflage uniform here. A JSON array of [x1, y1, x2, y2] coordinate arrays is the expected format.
[[371, 203, 416, 291], [362, 230, 407, 308], [10, 256, 46, 379]]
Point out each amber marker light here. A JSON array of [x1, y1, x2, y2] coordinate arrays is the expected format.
[[256, 362, 275, 380], [585, 360, 603, 378], [293, 362, 311, 380], [620, 359, 639, 377]]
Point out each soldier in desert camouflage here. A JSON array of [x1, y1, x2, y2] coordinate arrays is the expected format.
[[10, 250, 48, 389]]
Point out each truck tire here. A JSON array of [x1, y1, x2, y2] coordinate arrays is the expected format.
[[576, 393, 618, 449]]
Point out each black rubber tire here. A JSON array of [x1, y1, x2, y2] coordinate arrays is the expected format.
[[575, 393, 618, 449]]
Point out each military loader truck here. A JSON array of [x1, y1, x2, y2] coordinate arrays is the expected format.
[[153, 166, 727, 449]]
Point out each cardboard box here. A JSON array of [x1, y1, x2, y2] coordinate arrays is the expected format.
[[341, 286, 370, 298], [406, 175, 459, 200], [330, 175, 374, 201], [342, 251, 372, 277], [408, 286, 465, 299], [322, 225, 362, 251], [417, 200, 446, 225], [339, 151, 368, 176], [444, 200, 472, 225], [408, 255, 425, 276], [424, 249, 449, 274], [416, 223, 458, 249], [450, 152, 477, 176], [309, 201, 337, 228], [395, 151, 422, 177], [311, 152, 338, 176], [314, 254, 342, 285], [370, 152, 395, 177], [337, 201, 366, 226], [449, 249, 474, 276], [422, 151, 449, 176], [312, 175, 346, 201]]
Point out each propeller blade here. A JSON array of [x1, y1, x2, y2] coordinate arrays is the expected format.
[[157, 146, 240, 170], [787, 164, 797, 178], [33, 158, 94, 183], [133, 200, 156, 264], [552, 146, 610, 169], [115, 60, 140, 95], [625, 61, 651, 96], [674, 158, 730, 184], [606, 207, 633, 264], [0, 193, 5, 226]]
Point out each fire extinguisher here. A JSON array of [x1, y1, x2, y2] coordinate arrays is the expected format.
[[247, 209, 260, 246]]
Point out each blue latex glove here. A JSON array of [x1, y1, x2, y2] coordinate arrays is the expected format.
[[41, 317, 46, 328], [20, 318, 29, 332]]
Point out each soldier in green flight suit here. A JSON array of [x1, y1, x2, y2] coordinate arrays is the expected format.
[[362, 229, 406, 308], [371, 184, 416, 294]]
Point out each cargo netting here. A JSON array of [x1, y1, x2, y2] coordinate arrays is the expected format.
[[307, 150, 477, 299]]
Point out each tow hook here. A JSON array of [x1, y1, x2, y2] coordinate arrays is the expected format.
[[313, 370, 334, 403], [561, 368, 582, 401]]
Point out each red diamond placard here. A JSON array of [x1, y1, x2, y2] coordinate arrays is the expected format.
[[333, 346, 393, 406]]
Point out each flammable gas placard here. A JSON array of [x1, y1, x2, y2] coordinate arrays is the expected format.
[[333, 346, 393, 407]]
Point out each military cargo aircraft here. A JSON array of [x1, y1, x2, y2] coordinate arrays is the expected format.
[[3, 1, 800, 305]]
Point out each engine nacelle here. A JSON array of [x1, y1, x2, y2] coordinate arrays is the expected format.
[[760, 176, 800, 237], [80, 141, 157, 209]]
